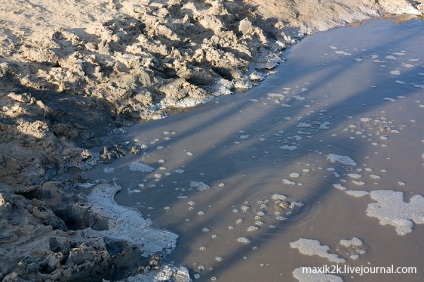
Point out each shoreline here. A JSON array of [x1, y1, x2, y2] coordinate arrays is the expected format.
[[1, 1, 423, 281]]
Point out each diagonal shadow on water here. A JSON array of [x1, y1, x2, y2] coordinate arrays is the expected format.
[[88, 17, 424, 281]]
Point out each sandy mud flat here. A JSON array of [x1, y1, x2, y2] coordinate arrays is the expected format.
[[1, 0, 424, 281]]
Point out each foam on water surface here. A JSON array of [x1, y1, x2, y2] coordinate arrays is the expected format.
[[365, 190, 424, 235], [190, 181, 210, 191], [290, 239, 346, 263], [345, 190, 369, 197], [128, 162, 155, 172], [281, 145, 298, 151], [267, 93, 286, 100], [103, 167, 115, 174], [327, 154, 357, 166], [339, 237, 364, 248], [80, 17, 424, 281], [333, 183, 347, 190]]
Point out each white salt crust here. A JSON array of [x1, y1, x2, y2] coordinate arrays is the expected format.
[[87, 183, 178, 255]]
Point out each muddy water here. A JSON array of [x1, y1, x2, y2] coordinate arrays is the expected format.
[[83, 18, 424, 281]]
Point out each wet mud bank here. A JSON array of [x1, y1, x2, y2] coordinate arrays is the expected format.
[[1, 0, 424, 281]]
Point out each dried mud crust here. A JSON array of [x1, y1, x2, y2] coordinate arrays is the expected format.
[[0, 0, 423, 281]]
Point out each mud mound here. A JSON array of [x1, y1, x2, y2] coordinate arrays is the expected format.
[[0, 181, 184, 281], [1, 0, 422, 188]]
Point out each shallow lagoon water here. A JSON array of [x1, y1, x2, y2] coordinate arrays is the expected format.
[[84, 17, 424, 281]]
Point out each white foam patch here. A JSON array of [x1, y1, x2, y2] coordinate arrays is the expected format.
[[319, 122, 330, 129], [78, 182, 96, 189], [293, 95, 305, 100], [267, 93, 285, 100], [345, 190, 369, 197], [350, 255, 360, 260], [271, 194, 287, 200], [103, 167, 115, 174], [292, 267, 343, 282], [327, 154, 357, 166], [128, 264, 190, 282], [283, 179, 296, 185], [335, 50, 352, 56], [390, 70, 401, 75], [190, 181, 210, 191], [347, 173, 361, 179], [297, 123, 312, 128], [127, 188, 141, 194], [333, 184, 347, 191], [339, 237, 363, 248], [291, 135, 302, 141], [366, 190, 424, 235], [237, 237, 251, 244], [290, 239, 346, 263], [128, 162, 155, 172], [281, 145, 298, 151]]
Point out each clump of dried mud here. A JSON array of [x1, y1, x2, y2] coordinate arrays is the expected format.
[[1, 0, 422, 281]]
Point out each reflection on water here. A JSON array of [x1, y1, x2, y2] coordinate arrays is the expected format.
[[84, 17, 424, 281]]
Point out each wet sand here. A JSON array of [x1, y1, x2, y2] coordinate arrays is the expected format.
[[83, 18, 424, 281]]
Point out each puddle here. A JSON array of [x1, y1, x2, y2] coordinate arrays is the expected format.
[[83, 18, 424, 281]]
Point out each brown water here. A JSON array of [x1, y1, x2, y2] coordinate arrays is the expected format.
[[83, 17, 424, 281]]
